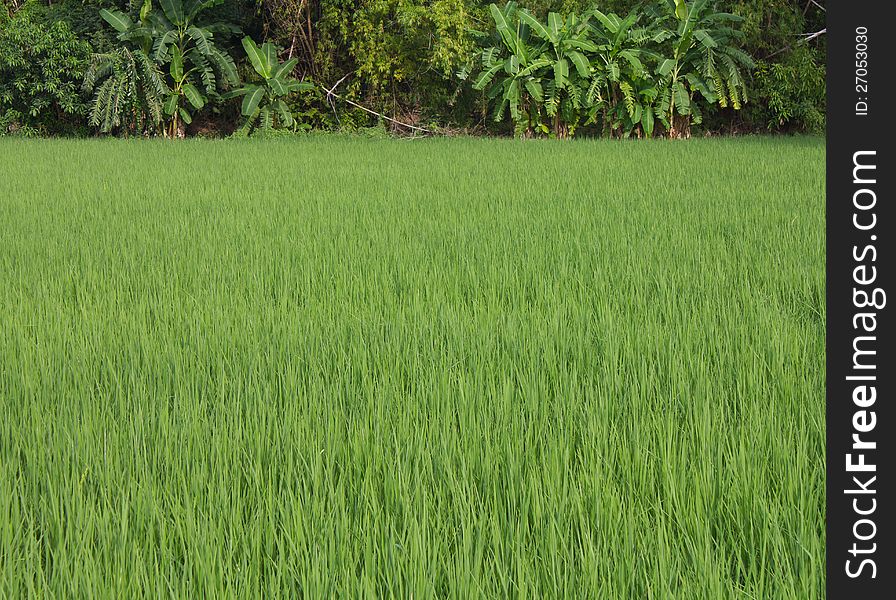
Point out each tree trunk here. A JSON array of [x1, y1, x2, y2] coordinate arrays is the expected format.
[[553, 115, 568, 139], [668, 114, 691, 139]]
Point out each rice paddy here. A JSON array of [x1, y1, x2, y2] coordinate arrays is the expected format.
[[0, 135, 825, 598]]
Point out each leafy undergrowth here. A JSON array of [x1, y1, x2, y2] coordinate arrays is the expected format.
[[0, 136, 825, 598]]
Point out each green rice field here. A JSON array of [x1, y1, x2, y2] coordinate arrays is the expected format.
[[0, 136, 825, 597]]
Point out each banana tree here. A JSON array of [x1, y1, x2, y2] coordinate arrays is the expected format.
[[584, 8, 659, 137], [652, 0, 754, 137], [99, 0, 239, 137], [460, 2, 549, 137], [461, 3, 599, 138], [516, 9, 597, 138], [83, 46, 169, 135], [223, 37, 314, 134], [590, 77, 661, 138]]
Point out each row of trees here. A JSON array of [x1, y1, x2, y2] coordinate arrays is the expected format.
[[84, 0, 312, 136], [1, 0, 826, 138], [462, 1, 752, 138]]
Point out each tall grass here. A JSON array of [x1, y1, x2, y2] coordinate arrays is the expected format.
[[0, 136, 824, 598]]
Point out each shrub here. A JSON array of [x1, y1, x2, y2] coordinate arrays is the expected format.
[[0, 2, 91, 135], [749, 45, 825, 133]]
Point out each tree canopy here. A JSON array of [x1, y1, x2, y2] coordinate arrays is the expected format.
[[1, 0, 825, 137]]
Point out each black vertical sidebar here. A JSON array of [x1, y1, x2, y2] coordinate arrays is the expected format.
[[826, 2, 894, 598]]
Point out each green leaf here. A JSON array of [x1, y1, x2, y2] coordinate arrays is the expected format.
[[639, 85, 658, 101], [208, 48, 239, 86], [274, 99, 293, 127], [503, 55, 519, 75], [564, 38, 598, 53], [473, 64, 502, 90], [489, 3, 516, 51], [553, 58, 569, 87], [616, 11, 639, 39], [152, 30, 178, 62], [652, 30, 674, 44], [241, 37, 269, 79], [286, 81, 314, 93], [147, 10, 174, 31], [178, 106, 192, 124], [673, 0, 688, 20], [590, 10, 618, 35], [186, 26, 211, 55], [206, 22, 242, 35], [547, 13, 562, 42], [686, 73, 716, 103], [140, 0, 152, 22], [480, 47, 500, 67], [238, 107, 259, 134], [641, 105, 654, 136], [694, 30, 718, 49], [221, 87, 250, 100], [523, 79, 543, 102], [674, 80, 690, 113], [608, 61, 620, 81], [262, 43, 278, 78], [182, 83, 204, 109], [273, 58, 298, 80], [657, 59, 675, 77], [269, 78, 286, 96], [517, 10, 550, 41], [260, 106, 273, 131], [184, 0, 205, 20], [722, 46, 755, 69], [241, 85, 266, 116], [100, 9, 133, 33], [169, 46, 183, 81], [504, 79, 520, 120], [163, 93, 179, 115], [159, 0, 185, 26], [517, 58, 551, 77], [567, 51, 590, 78], [554, 58, 569, 79], [619, 50, 644, 75]]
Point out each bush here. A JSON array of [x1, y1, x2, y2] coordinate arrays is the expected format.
[[748, 46, 825, 133], [0, 2, 91, 135]]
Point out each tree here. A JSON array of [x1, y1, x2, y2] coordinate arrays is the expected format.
[[0, 4, 90, 135], [461, 2, 545, 137], [224, 36, 314, 134], [82, 46, 168, 134], [96, 0, 240, 137], [652, 0, 754, 137], [517, 8, 597, 138], [462, 2, 595, 138], [585, 7, 659, 137]]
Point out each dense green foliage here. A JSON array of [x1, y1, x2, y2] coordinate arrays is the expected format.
[[463, 3, 598, 138], [1, 0, 824, 136], [749, 44, 825, 132], [90, 0, 241, 136], [0, 3, 90, 135], [225, 36, 314, 133], [461, 1, 754, 138], [1, 136, 824, 596], [82, 45, 168, 134]]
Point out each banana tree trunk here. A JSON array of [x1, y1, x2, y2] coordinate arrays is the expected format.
[[669, 114, 691, 139], [553, 115, 569, 139]]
